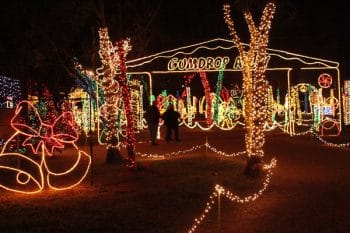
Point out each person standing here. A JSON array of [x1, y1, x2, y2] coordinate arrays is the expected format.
[[162, 103, 181, 142], [146, 100, 160, 145]]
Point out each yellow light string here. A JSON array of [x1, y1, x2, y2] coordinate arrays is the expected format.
[[120, 140, 248, 160], [269, 124, 350, 148], [311, 131, 350, 147], [205, 143, 246, 157], [188, 158, 277, 233], [135, 144, 206, 160]]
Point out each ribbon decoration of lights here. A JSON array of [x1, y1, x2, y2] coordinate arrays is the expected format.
[[223, 1, 276, 159], [0, 101, 91, 194]]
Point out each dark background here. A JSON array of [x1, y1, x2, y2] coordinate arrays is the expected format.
[[0, 0, 348, 97]]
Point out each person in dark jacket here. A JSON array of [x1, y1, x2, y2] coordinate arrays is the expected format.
[[162, 103, 181, 142], [146, 100, 160, 145]]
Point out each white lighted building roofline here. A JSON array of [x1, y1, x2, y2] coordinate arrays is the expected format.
[[150, 67, 294, 74], [126, 38, 339, 69]]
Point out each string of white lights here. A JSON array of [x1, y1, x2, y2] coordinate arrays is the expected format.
[[135, 144, 206, 159], [311, 131, 350, 147], [120, 140, 249, 160], [205, 143, 246, 157], [188, 158, 277, 233]]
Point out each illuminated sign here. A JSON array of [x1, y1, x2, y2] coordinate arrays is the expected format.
[[167, 56, 230, 71], [233, 54, 271, 70], [166, 55, 271, 71]]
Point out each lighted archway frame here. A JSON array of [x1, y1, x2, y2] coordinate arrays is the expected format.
[[0, 101, 91, 194], [126, 38, 341, 132]]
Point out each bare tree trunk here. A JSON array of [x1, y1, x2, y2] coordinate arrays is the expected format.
[[106, 147, 124, 164], [244, 155, 263, 177]]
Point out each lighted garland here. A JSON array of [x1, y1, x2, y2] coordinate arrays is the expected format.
[[182, 120, 245, 131], [132, 140, 249, 160], [187, 158, 277, 233], [135, 144, 206, 159], [270, 122, 349, 148]]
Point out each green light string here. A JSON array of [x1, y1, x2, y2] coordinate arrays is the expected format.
[[214, 63, 225, 124]]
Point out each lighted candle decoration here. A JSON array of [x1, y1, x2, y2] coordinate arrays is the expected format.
[[223, 1, 276, 175], [0, 101, 91, 194]]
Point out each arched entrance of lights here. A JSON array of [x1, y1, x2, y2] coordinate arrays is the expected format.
[[124, 38, 341, 135]]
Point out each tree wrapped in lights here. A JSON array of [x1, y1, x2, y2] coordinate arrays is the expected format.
[[94, 27, 135, 165], [223, 1, 276, 176], [116, 40, 136, 167]]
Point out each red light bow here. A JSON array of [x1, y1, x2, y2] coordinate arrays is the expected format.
[[11, 101, 78, 155]]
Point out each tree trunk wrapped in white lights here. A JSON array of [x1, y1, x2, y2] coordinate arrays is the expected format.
[[223, 1, 276, 176], [96, 27, 135, 164]]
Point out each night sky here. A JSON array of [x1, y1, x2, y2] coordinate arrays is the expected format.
[[0, 0, 349, 94]]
